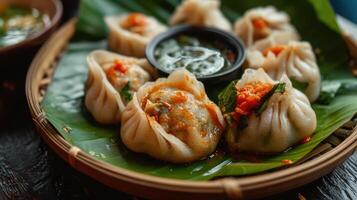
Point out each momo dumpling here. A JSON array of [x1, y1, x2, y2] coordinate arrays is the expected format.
[[105, 13, 167, 57], [246, 41, 321, 102], [219, 69, 316, 154], [85, 50, 156, 124], [170, 0, 231, 31], [234, 6, 299, 49], [121, 69, 225, 163]]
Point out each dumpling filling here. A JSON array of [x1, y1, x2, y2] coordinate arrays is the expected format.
[[106, 58, 151, 103], [262, 44, 286, 57], [142, 87, 223, 141], [229, 81, 286, 127], [231, 81, 273, 123], [252, 17, 271, 41]]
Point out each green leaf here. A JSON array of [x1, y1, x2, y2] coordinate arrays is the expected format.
[[318, 78, 357, 104], [218, 80, 237, 113], [318, 80, 342, 104], [41, 0, 357, 180], [307, 0, 340, 33], [120, 81, 132, 102], [272, 83, 286, 93]]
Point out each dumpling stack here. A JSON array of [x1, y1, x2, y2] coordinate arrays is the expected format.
[[235, 6, 321, 102], [221, 6, 320, 154]]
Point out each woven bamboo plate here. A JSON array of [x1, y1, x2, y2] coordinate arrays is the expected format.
[[26, 19, 357, 200]]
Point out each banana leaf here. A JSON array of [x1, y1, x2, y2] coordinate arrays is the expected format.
[[41, 0, 357, 180]]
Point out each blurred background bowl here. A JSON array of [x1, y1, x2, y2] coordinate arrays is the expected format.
[[0, 0, 62, 70], [330, 0, 357, 24]]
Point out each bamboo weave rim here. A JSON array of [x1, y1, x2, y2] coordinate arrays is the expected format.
[[26, 19, 357, 200]]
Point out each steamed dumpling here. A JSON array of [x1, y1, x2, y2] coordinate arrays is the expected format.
[[105, 13, 167, 57], [170, 0, 231, 31], [121, 69, 225, 163], [246, 41, 321, 102], [225, 68, 316, 154], [85, 50, 156, 124], [234, 6, 299, 49]]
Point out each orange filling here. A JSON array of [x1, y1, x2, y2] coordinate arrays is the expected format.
[[125, 13, 147, 27], [106, 59, 128, 79], [263, 45, 286, 56], [170, 91, 188, 104], [281, 159, 293, 165], [252, 18, 268, 30], [231, 82, 273, 122], [301, 136, 311, 144]]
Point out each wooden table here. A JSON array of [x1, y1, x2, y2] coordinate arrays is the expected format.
[[0, 1, 356, 199]]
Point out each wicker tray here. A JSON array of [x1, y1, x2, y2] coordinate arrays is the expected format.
[[26, 19, 357, 200]]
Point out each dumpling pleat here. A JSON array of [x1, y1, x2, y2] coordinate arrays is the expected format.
[[246, 41, 321, 102], [84, 50, 155, 124], [228, 69, 316, 154], [121, 69, 225, 163], [170, 0, 231, 31]]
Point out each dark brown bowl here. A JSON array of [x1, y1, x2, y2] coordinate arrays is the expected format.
[[0, 0, 63, 69]]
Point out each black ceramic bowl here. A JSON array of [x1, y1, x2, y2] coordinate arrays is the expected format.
[[146, 25, 246, 85]]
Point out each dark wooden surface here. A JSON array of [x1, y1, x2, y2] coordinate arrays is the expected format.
[[0, 1, 356, 199]]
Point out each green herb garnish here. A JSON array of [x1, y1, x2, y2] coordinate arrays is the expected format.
[[218, 80, 238, 113], [120, 82, 132, 102], [256, 83, 286, 114]]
